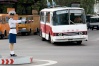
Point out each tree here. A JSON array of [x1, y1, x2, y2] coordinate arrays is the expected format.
[[41, 0, 95, 14], [0, 0, 95, 14], [16, 0, 35, 15], [80, 0, 95, 14]]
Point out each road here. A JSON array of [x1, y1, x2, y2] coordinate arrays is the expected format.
[[0, 30, 99, 66]]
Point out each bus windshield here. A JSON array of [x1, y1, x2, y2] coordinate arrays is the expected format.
[[90, 18, 99, 23], [53, 9, 86, 25]]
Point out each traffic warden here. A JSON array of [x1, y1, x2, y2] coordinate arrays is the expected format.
[[8, 11, 25, 57]]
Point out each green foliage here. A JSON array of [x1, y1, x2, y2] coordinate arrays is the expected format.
[[41, 0, 95, 14], [2, 4, 13, 13], [18, 0, 34, 3], [32, 1, 41, 11], [16, 4, 23, 14], [0, 0, 95, 14], [80, 0, 95, 14]]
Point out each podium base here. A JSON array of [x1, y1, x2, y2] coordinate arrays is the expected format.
[[0, 56, 33, 64]]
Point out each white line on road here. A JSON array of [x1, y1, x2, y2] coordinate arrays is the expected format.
[[30, 59, 57, 66]]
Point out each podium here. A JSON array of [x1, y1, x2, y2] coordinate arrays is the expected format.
[[0, 56, 33, 65]]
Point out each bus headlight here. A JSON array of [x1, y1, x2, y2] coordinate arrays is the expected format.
[[79, 32, 83, 35], [58, 33, 63, 36], [79, 31, 87, 35], [82, 31, 87, 35], [53, 33, 63, 36], [22, 28, 26, 30]]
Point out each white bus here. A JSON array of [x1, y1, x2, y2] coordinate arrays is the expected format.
[[40, 7, 88, 44], [90, 16, 99, 30]]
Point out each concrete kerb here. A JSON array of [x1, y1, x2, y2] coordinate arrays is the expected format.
[[0, 56, 33, 65]]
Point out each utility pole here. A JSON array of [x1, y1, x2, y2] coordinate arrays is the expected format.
[[46, 0, 51, 8], [95, 0, 99, 14]]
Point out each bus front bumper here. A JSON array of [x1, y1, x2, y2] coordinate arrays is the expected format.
[[90, 25, 99, 28], [18, 28, 29, 33], [51, 35, 88, 42]]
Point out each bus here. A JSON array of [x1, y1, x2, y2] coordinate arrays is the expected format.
[[18, 15, 40, 35], [17, 15, 34, 35], [32, 15, 40, 35], [90, 16, 99, 30], [86, 14, 93, 29], [0, 14, 18, 39], [0, 14, 9, 39], [39, 7, 88, 44]]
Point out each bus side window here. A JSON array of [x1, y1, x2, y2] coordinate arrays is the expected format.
[[29, 16, 33, 22], [2, 17, 5, 23], [46, 12, 50, 23], [5, 16, 9, 22], [27, 16, 31, 23], [40, 12, 44, 22], [22, 17, 26, 24], [0, 17, 2, 22], [19, 17, 22, 20]]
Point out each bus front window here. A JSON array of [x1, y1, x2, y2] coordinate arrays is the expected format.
[[70, 9, 86, 24], [53, 10, 69, 25], [90, 18, 99, 23], [53, 9, 86, 25]]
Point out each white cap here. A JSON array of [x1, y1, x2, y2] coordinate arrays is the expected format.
[[8, 10, 16, 15]]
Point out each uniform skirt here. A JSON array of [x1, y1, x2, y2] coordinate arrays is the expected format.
[[9, 33, 16, 43]]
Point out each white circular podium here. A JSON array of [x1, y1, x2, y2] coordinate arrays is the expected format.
[[0, 56, 33, 65]]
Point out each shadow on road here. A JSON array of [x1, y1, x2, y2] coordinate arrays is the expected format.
[[52, 42, 86, 46]]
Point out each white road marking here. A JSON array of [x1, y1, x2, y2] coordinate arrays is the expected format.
[[30, 59, 57, 66]]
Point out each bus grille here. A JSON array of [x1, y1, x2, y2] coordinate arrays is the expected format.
[[63, 32, 79, 36]]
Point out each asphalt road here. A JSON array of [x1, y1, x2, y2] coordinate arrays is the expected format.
[[0, 30, 99, 66]]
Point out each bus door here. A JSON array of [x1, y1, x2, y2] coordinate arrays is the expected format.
[[0, 16, 2, 24], [45, 12, 50, 39], [0, 16, 2, 36], [0, 16, 6, 38], [40, 11, 50, 39], [42, 12, 47, 38], [5, 16, 10, 36], [27, 16, 33, 30]]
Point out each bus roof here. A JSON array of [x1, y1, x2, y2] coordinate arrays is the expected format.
[[41, 7, 84, 12], [90, 16, 99, 18], [0, 14, 9, 16]]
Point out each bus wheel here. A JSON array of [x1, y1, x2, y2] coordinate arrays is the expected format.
[[34, 28, 39, 35], [40, 31, 45, 41], [91, 28, 94, 30], [4, 31, 8, 39], [97, 27, 99, 30], [1, 34, 4, 39], [27, 29, 31, 35], [21, 32, 26, 36], [76, 41, 82, 45], [49, 35, 54, 44]]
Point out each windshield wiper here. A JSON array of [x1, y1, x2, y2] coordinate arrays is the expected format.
[[70, 20, 75, 24]]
